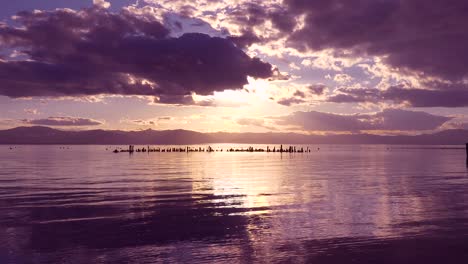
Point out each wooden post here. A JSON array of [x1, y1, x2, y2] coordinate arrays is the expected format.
[[466, 143, 468, 166]]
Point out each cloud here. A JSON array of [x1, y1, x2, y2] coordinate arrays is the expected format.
[[131, 116, 174, 126], [142, 1, 295, 50], [237, 118, 265, 127], [308, 84, 327, 95], [237, 117, 276, 130], [145, 1, 468, 109], [275, 84, 327, 106], [157, 116, 173, 121], [301, 56, 343, 71], [443, 122, 468, 130], [131, 0, 468, 109], [93, 0, 111, 9], [24, 117, 103, 126], [0, 119, 17, 127], [328, 85, 468, 107], [283, 0, 468, 82], [227, 30, 261, 49], [333, 74, 353, 84], [24, 108, 39, 115], [274, 109, 451, 132], [0, 7, 273, 105], [277, 97, 306, 106], [293, 90, 306, 98]]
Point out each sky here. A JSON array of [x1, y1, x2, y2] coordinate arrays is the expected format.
[[1, 0, 468, 134]]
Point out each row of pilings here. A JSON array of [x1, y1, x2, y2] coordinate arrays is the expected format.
[[113, 145, 314, 153]]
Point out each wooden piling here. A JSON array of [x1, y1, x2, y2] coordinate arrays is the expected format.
[[466, 143, 468, 165], [110, 145, 318, 154]]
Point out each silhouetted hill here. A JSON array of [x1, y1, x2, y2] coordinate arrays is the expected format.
[[0, 127, 212, 144], [1, 126, 468, 145], [209, 130, 468, 145]]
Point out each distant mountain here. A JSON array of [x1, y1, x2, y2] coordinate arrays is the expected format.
[[209, 130, 468, 145], [0, 126, 211, 145], [1, 126, 468, 145]]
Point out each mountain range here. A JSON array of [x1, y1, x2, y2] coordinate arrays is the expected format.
[[1, 126, 468, 145]]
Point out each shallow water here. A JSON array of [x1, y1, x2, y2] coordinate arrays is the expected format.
[[1, 145, 468, 263]]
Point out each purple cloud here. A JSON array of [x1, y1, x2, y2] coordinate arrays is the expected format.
[[220, 3, 296, 48], [293, 90, 306, 98], [275, 109, 451, 132], [283, 0, 468, 81], [0, 7, 273, 104], [275, 84, 327, 106], [308, 84, 327, 95], [227, 30, 261, 49], [24, 117, 102, 126], [329, 85, 468, 107], [277, 97, 306, 106]]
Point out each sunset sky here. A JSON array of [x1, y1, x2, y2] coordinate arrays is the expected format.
[[1, 0, 468, 134]]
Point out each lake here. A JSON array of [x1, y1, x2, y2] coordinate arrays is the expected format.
[[1, 145, 468, 263]]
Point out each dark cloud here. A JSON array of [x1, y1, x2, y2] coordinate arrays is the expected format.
[[361, 109, 452, 131], [131, 117, 172, 126], [223, 3, 296, 48], [24, 117, 102, 126], [293, 90, 306, 98], [0, 7, 273, 104], [269, 10, 296, 33], [276, 84, 326, 106], [308, 84, 327, 95], [157, 117, 173, 121], [231, 3, 268, 28], [328, 85, 468, 107], [227, 30, 261, 49], [133, 119, 156, 126], [221, 3, 270, 48], [275, 109, 451, 131], [277, 97, 306, 106], [327, 88, 380, 104], [272, 84, 327, 106], [382, 86, 468, 107], [283, 0, 468, 81]]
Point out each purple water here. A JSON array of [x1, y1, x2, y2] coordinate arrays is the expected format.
[[1, 145, 468, 263]]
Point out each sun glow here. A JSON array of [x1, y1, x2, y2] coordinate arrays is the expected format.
[[193, 77, 273, 107]]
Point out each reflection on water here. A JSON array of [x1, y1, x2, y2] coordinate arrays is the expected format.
[[1, 145, 468, 263]]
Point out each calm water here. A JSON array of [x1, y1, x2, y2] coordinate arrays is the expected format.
[[1, 145, 468, 263]]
